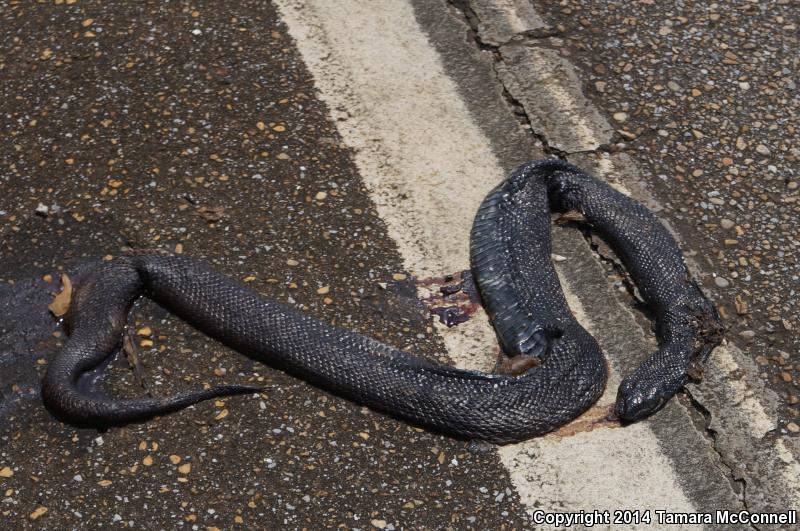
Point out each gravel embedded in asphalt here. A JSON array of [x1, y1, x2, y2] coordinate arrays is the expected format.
[[0, 1, 527, 527], [529, 0, 799, 429]]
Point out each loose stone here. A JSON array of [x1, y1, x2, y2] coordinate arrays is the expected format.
[[738, 330, 755, 340]]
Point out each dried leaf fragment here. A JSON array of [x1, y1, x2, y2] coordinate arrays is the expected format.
[[48, 274, 72, 317]]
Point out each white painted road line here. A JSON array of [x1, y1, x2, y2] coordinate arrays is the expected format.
[[273, 0, 505, 374], [273, 0, 797, 525], [273, 0, 700, 522]]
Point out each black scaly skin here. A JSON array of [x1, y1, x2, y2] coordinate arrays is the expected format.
[[42, 160, 722, 443], [471, 160, 722, 421]]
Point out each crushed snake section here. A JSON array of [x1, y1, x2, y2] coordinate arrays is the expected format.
[[42, 160, 723, 443]]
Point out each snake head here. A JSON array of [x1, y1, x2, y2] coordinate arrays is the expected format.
[[614, 345, 691, 422], [614, 375, 670, 421]]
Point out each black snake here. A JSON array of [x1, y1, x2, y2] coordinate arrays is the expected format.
[[42, 160, 723, 444]]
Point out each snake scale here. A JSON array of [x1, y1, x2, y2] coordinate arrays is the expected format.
[[43, 160, 723, 444]]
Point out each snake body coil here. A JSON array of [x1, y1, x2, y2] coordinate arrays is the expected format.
[[43, 160, 722, 443]]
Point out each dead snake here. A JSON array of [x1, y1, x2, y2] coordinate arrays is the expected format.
[[42, 160, 723, 443]]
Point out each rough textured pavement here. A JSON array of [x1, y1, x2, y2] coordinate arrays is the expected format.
[[1, 0, 798, 529], [526, 0, 799, 438], [0, 1, 523, 528]]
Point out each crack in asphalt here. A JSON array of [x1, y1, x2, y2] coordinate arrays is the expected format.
[[447, 0, 757, 516], [449, 0, 565, 46], [447, 0, 638, 160], [572, 222, 756, 521], [446, 0, 568, 159], [684, 389, 758, 531]]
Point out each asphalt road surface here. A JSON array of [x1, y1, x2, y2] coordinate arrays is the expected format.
[[1, 1, 797, 529]]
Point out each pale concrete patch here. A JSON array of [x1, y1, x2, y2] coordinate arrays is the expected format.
[[712, 346, 775, 439], [595, 153, 633, 196], [466, 0, 547, 45], [474, 4, 613, 155], [689, 343, 800, 510], [496, 45, 614, 153], [499, 424, 699, 531], [436, 311, 498, 373]]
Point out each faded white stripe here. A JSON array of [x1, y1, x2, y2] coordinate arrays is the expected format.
[[273, 0, 701, 525]]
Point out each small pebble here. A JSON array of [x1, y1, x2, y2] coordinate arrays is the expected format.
[[720, 219, 735, 229], [714, 276, 730, 288]]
